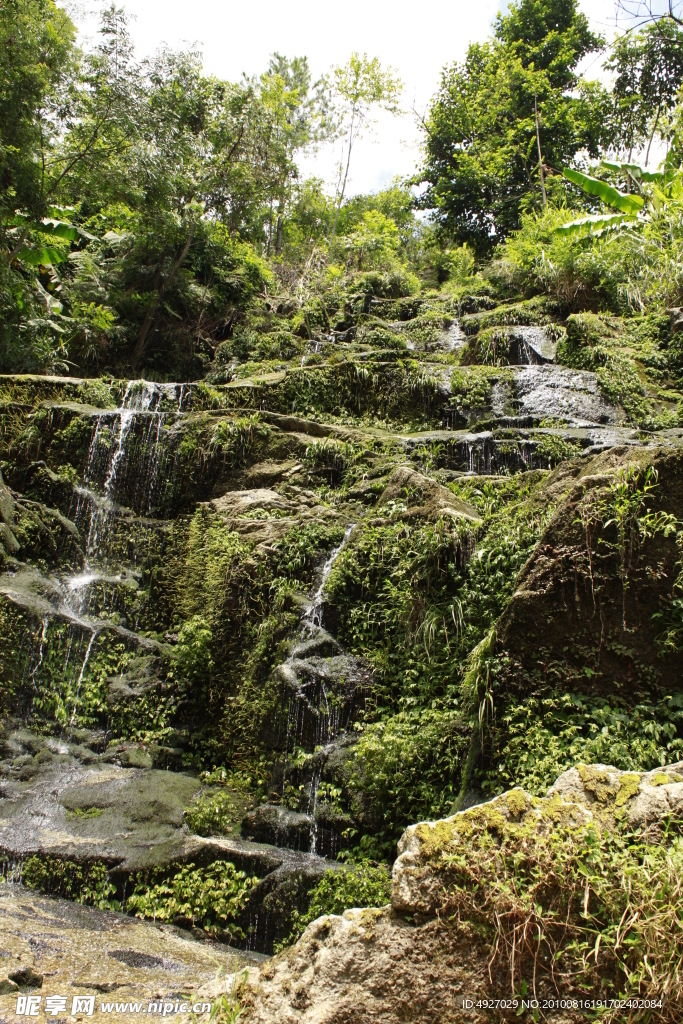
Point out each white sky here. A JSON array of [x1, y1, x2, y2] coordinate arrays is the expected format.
[[69, 0, 633, 196]]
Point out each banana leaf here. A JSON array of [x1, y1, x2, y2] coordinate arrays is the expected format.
[[555, 212, 635, 237], [16, 244, 67, 267], [601, 160, 664, 183], [563, 168, 644, 214]]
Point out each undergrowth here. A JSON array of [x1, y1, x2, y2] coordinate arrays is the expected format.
[[435, 812, 683, 1020], [274, 861, 392, 951]]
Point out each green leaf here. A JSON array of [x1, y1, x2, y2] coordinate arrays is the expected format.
[[39, 220, 80, 241], [554, 212, 634, 237], [8, 211, 96, 242], [563, 167, 645, 215], [17, 244, 66, 266], [601, 160, 664, 184]]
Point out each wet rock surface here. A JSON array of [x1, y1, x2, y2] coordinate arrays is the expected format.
[[0, 342, 682, 996], [0, 884, 260, 1023]]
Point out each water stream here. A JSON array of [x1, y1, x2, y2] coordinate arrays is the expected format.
[[7, 380, 191, 722], [263, 524, 366, 854]]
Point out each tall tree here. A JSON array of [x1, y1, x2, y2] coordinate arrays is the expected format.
[[0, 0, 77, 261], [419, 0, 605, 249], [607, 19, 683, 165], [329, 54, 402, 242], [258, 55, 330, 256]]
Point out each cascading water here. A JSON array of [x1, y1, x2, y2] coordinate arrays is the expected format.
[[265, 524, 367, 855], [71, 380, 190, 601], [68, 630, 97, 728], [303, 524, 355, 630], [8, 379, 192, 726]]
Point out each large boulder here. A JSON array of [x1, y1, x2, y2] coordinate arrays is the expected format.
[[242, 762, 683, 1022]]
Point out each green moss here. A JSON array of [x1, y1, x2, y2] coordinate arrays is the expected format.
[[578, 764, 619, 803], [615, 772, 641, 806], [505, 789, 527, 818], [460, 296, 553, 335], [65, 806, 104, 819], [274, 861, 392, 951]]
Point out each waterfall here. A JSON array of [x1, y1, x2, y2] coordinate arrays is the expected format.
[[68, 630, 97, 728], [303, 524, 355, 629], [308, 763, 322, 854], [278, 524, 357, 807], [10, 380, 191, 711], [72, 379, 189, 604]]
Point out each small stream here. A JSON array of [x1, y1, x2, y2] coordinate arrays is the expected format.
[[243, 523, 368, 856], [3, 380, 191, 723]]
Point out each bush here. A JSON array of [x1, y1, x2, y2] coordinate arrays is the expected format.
[[125, 860, 257, 940], [22, 855, 118, 909], [275, 861, 391, 950], [175, 615, 213, 686]]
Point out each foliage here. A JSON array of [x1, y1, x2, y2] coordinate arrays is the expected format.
[[562, 166, 644, 215], [419, 0, 605, 248], [431, 801, 683, 1016], [185, 784, 253, 837], [23, 855, 118, 909], [328, 54, 402, 242], [126, 861, 257, 940], [275, 861, 391, 950], [322, 473, 551, 853], [0, 0, 78, 228], [175, 616, 214, 686], [606, 18, 683, 164], [496, 690, 683, 794]]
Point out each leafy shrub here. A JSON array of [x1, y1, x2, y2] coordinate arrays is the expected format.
[[175, 615, 213, 686], [23, 855, 118, 909], [125, 860, 257, 940], [354, 269, 419, 298], [427, 794, 683, 1015], [303, 439, 353, 481], [275, 861, 391, 950], [184, 786, 242, 835], [495, 692, 683, 795]]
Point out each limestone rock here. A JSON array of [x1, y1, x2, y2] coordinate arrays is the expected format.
[[242, 761, 683, 1022], [242, 908, 488, 1024], [8, 967, 43, 989]]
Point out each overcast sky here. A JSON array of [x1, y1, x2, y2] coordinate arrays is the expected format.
[[69, 0, 632, 196]]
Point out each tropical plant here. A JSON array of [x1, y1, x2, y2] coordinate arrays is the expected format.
[[419, 0, 605, 248]]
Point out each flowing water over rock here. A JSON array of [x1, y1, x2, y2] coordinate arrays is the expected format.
[[0, 353, 679, 968], [243, 524, 371, 857], [0, 884, 259, 1024]]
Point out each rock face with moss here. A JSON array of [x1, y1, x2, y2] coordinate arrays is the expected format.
[[242, 762, 683, 1021], [1, 281, 683, 968]]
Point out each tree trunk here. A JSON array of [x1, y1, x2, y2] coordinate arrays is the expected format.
[[645, 103, 662, 167], [131, 224, 196, 368], [330, 111, 355, 244], [275, 215, 283, 257], [534, 92, 547, 210], [266, 199, 273, 256]]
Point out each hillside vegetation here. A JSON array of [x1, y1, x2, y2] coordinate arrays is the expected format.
[[2, 1, 683, 1019]]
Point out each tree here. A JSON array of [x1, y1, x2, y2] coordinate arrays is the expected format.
[[329, 54, 402, 242], [418, 0, 605, 249], [607, 20, 683, 165], [258, 55, 330, 256], [0, 0, 77, 262]]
